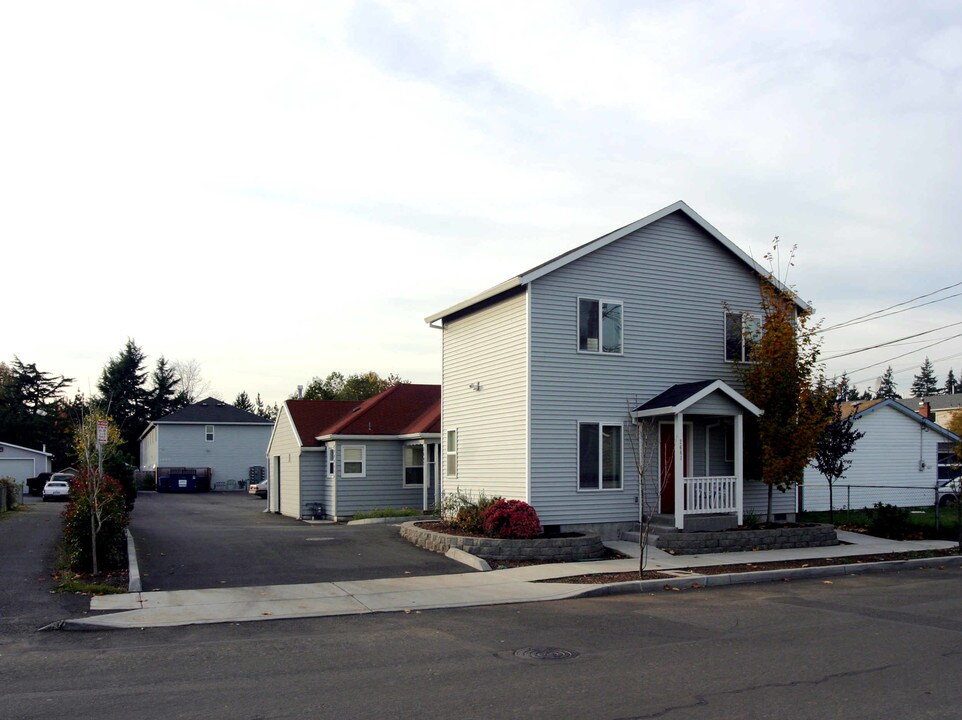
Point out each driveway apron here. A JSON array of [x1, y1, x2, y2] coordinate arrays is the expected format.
[[130, 492, 468, 591]]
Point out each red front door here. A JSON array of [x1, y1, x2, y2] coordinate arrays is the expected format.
[[659, 424, 690, 514]]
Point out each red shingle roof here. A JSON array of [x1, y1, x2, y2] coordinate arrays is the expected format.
[[283, 384, 441, 446]]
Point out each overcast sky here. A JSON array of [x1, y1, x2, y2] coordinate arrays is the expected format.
[[3, 0, 961, 405]]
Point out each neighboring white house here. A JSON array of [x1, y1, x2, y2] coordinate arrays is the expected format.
[[425, 200, 809, 537], [0, 441, 53, 493], [266, 384, 441, 520], [139, 397, 273, 491], [800, 399, 960, 512]]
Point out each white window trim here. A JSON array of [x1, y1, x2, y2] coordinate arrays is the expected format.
[[403, 442, 425, 487], [205, 425, 214, 442], [445, 429, 457, 478], [577, 296, 625, 356], [341, 445, 365, 478], [327, 444, 336, 478], [576, 421, 625, 492]]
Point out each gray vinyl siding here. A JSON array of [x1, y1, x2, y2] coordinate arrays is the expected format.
[[156, 423, 272, 491], [442, 291, 528, 502], [300, 452, 328, 516], [529, 211, 767, 525], [331, 440, 424, 517], [267, 406, 305, 518], [801, 407, 945, 511], [0, 443, 51, 489]]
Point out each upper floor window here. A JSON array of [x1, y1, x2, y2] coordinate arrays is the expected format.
[[725, 311, 761, 362], [205, 425, 214, 442], [341, 445, 366, 477], [578, 422, 623, 490], [579, 298, 623, 354]]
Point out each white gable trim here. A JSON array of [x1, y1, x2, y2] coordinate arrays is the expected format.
[[631, 380, 762, 419], [425, 201, 809, 324], [854, 399, 959, 441], [0, 441, 54, 457]]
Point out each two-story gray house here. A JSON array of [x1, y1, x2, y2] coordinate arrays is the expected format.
[[140, 398, 273, 491], [426, 200, 807, 538]]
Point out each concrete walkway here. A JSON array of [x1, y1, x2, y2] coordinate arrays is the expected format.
[[65, 531, 960, 630]]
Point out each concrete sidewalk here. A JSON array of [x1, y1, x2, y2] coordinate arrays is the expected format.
[[64, 532, 960, 630]]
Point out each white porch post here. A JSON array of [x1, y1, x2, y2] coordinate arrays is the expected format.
[[734, 413, 744, 525], [674, 412, 685, 530], [422, 441, 428, 512], [434, 442, 441, 509]]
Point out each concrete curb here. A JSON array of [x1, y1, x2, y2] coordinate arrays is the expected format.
[[126, 529, 142, 593], [570, 554, 962, 599], [445, 547, 491, 572], [347, 514, 437, 525]]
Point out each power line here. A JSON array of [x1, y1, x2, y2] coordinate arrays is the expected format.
[[821, 321, 962, 361], [840, 332, 962, 376], [848, 350, 962, 386], [819, 280, 962, 333]]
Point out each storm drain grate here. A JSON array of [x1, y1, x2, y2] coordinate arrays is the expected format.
[[513, 647, 579, 661]]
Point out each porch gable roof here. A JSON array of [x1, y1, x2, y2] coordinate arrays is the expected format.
[[631, 379, 762, 418]]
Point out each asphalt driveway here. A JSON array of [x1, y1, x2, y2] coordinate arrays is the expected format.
[[130, 492, 468, 591]]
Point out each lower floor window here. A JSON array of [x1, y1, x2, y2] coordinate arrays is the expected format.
[[404, 445, 424, 486], [579, 423, 623, 490]]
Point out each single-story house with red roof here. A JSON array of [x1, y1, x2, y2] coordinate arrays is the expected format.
[[266, 384, 441, 520]]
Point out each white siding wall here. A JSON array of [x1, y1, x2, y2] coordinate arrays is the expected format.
[[157, 423, 272, 490], [802, 407, 946, 511], [139, 428, 159, 470], [528, 211, 796, 525], [442, 291, 528, 502], [267, 406, 305, 518]]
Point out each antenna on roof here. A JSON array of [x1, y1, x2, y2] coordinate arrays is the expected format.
[[297, 385, 304, 399]]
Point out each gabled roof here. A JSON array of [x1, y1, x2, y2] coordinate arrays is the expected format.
[[425, 200, 810, 324], [152, 397, 273, 425], [316, 384, 441, 439], [896, 393, 962, 412], [282, 384, 441, 447], [843, 399, 959, 441], [631, 379, 762, 418], [284, 400, 359, 447], [0, 441, 53, 457]]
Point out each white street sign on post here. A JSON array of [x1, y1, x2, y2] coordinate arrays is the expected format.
[[96, 420, 109, 447]]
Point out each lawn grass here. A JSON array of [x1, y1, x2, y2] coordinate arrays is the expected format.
[[799, 506, 962, 541], [351, 507, 432, 520]]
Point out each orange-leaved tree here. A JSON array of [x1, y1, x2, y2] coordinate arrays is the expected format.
[[736, 239, 835, 523]]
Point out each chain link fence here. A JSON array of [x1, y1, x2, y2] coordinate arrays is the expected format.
[[801, 482, 960, 530]]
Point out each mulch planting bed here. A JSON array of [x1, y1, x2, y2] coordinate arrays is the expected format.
[[541, 548, 961, 584]]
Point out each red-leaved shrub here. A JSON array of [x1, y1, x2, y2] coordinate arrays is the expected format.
[[481, 499, 542, 539]]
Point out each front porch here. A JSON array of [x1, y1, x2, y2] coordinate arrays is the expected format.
[[631, 379, 762, 531]]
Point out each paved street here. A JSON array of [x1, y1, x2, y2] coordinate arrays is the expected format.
[[131, 491, 468, 590], [3, 568, 962, 719]]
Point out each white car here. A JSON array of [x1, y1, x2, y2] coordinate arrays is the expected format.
[[248, 478, 268, 498], [42, 480, 71, 502], [938, 478, 961, 507]]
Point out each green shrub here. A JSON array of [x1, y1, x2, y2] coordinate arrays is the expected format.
[[352, 507, 426, 520], [62, 472, 130, 573], [439, 488, 501, 533], [868, 502, 912, 540], [0, 476, 19, 510]]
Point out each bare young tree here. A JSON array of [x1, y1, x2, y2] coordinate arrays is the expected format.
[[625, 409, 665, 576], [170, 358, 211, 403]]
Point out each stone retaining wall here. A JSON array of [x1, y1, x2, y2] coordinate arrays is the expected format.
[[657, 524, 838, 555], [400, 521, 606, 562]]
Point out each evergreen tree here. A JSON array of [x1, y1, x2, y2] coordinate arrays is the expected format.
[[877, 366, 900, 399], [860, 389, 874, 401], [946, 369, 958, 395], [836, 373, 860, 402], [97, 339, 149, 461], [146, 356, 184, 420], [910, 357, 939, 397], [234, 391, 254, 412], [0, 357, 74, 463]]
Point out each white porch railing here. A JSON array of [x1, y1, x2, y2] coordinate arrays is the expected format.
[[684, 476, 738, 515]]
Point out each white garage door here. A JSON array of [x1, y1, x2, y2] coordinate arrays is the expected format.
[[0, 459, 37, 485]]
